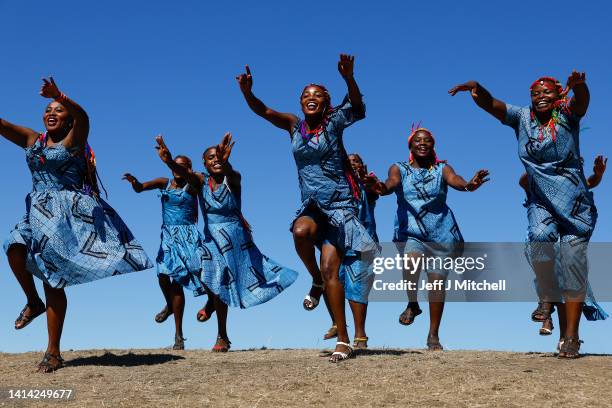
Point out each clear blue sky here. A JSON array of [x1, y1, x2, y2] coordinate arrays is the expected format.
[[1, 0, 611, 354]]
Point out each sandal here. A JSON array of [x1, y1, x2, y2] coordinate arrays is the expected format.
[[558, 337, 583, 359], [539, 317, 554, 336], [555, 337, 565, 355], [399, 303, 422, 326], [329, 341, 353, 363], [197, 300, 215, 323], [36, 352, 64, 373], [15, 300, 46, 330], [323, 324, 338, 340], [426, 334, 444, 351], [155, 305, 172, 323], [531, 302, 554, 322], [173, 335, 186, 350], [212, 336, 231, 353], [353, 336, 368, 350], [303, 282, 324, 311]]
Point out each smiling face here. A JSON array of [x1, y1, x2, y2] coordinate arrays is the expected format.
[[300, 85, 328, 117], [409, 130, 435, 160], [348, 154, 365, 177], [530, 80, 561, 114], [203, 147, 223, 175], [43, 101, 72, 133]]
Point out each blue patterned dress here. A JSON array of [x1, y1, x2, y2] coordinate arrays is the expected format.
[[156, 185, 206, 297], [290, 96, 378, 284], [4, 136, 153, 288], [339, 183, 379, 303], [393, 161, 463, 274], [508, 101, 607, 321], [198, 176, 298, 308]]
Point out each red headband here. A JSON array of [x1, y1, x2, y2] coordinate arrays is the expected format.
[[530, 77, 564, 94]]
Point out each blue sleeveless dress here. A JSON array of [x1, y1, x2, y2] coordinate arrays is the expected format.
[[4, 137, 153, 288], [290, 96, 378, 260], [339, 183, 379, 303], [198, 176, 298, 308], [156, 185, 206, 297], [504, 103, 605, 321], [393, 161, 463, 274]]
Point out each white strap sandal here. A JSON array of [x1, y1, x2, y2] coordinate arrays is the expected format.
[[329, 341, 353, 363], [303, 282, 325, 311]]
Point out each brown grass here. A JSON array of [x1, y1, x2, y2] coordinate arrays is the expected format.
[[1, 348, 611, 407]]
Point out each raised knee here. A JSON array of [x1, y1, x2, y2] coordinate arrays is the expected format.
[[293, 224, 316, 241]]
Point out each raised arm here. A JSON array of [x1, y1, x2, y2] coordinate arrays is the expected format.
[[443, 165, 489, 192], [337, 54, 364, 112], [215, 132, 242, 198], [448, 81, 507, 122], [40, 77, 89, 148], [0, 118, 39, 148], [155, 135, 204, 189], [122, 173, 168, 193], [587, 155, 606, 189], [363, 164, 402, 197], [236, 65, 298, 133], [564, 71, 589, 117]]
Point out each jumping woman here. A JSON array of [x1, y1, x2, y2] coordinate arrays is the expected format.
[[369, 127, 489, 350], [449, 71, 597, 358], [123, 154, 206, 350], [519, 155, 608, 338], [155, 133, 298, 352], [2, 77, 152, 372], [236, 55, 379, 362]]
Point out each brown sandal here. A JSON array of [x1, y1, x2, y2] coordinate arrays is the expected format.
[[155, 305, 173, 323], [36, 352, 64, 373], [353, 336, 368, 350], [531, 302, 554, 322], [539, 317, 554, 336], [323, 324, 338, 340], [558, 337, 583, 359], [15, 300, 46, 330]]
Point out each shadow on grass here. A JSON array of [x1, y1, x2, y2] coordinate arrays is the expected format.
[[67, 351, 185, 367]]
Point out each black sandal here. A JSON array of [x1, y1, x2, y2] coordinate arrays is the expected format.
[[173, 335, 186, 350], [37, 352, 64, 373], [531, 302, 554, 322], [558, 337, 583, 359], [155, 305, 173, 323], [399, 303, 422, 326], [15, 300, 46, 330]]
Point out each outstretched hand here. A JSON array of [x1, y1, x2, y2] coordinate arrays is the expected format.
[[122, 173, 138, 183], [155, 135, 173, 164], [236, 65, 253, 94], [593, 155, 607, 178], [338, 54, 355, 79], [216, 132, 235, 164], [40, 76, 62, 99], [448, 81, 478, 98], [362, 173, 383, 195], [465, 169, 490, 191], [562, 70, 586, 96]]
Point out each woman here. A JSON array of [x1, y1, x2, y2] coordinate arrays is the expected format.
[[369, 127, 488, 350], [519, 155, 608, 338], [155, 133, 298, 352], [2, 77, 152, 372], [449, 72, 594, 358], [322, 153, 379, 350], [236, 55, 379, 362], [123, 154, 205, 350]]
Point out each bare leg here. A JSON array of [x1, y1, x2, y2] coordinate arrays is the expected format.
[[293, 216, 324, 308], [158, 275, 173, 309], [321, 291, 338, 339], [348, 300, 367, 348], [8, 245, 45, 329], [170, 282, 185, 344], [38, 283, 66, 372], [320, 244, 350, 362], [211, 294, 230, 352], [427, 273, 445, 351], [399, 252, 422, 326]]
